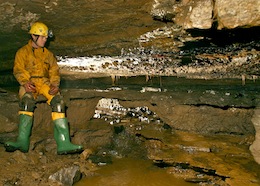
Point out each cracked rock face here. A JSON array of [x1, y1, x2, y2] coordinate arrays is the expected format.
[[0, 0, 259, 80], [0, 1, 259, 185], [1, 0, 259, 55], [152, 0, 260, 29]]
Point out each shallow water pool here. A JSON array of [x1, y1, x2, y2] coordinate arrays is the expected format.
[[75, 157, 195, 186]]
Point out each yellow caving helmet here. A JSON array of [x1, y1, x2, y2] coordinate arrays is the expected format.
[[29, 22, 49, 37]]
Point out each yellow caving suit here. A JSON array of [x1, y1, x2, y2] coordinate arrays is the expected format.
[[13, 40, 63, 120], [5, 40, 83, 154], [14, 40, 59, 99]]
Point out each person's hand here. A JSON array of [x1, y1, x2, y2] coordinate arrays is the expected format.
[[49, 84, 59, 95], [23, 81, 36, 93]]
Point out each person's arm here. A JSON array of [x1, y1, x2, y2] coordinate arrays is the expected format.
[[13, 49, 36, 92], [13, 49, 36, 93], [13, 49, 31, 86]]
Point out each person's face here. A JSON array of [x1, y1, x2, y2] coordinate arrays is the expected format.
[[31, 35, 48, 48]]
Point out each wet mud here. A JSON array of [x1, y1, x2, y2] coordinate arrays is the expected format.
[[0, 76, 259, 185], [0, 0, 259, 185]]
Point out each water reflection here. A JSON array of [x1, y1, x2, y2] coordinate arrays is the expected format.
[[75, 157, 195, 186]]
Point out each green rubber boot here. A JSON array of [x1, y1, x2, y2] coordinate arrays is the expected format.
[[54, 118, 83, 155], [5, 114, 33, 153]]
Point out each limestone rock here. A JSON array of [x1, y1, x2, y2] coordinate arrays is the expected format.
[[250, 108, 260, 164], [49, 165, 82, 186], [152, 0, 260, 29], [215, 0, 260, 29], [183, 0, 213, 29]]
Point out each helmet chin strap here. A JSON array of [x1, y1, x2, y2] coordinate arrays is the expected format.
[[32, 35, 42, 48]]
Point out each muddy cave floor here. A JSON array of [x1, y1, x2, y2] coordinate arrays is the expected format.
[[0, 76, 260, 186], [1, 117, 259, 186], [0, 0, 259, 184]]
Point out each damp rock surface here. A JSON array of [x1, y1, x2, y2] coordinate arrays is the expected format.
[[0, 80, 259, 185], [0, 0, 259, 81], [0, 0, 259, 185]]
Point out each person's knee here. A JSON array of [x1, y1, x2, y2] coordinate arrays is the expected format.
[[19, 93, 36, 112], [50, 95, 66, 113]]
